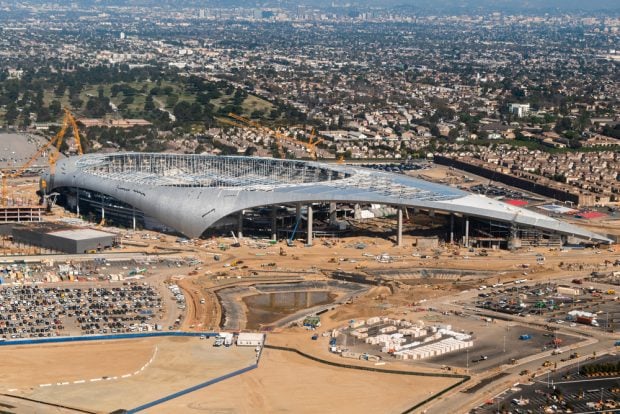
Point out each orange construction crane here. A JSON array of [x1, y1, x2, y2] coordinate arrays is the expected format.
[[219, 116, 285, 158], [1, 108, 82, 206], [307, 128, 324, 160], [226, 113, 292, 158]]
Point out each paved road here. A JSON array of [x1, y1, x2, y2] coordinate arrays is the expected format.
[[421, 276, 618, 414]]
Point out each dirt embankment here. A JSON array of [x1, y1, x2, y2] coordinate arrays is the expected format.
[[178, 278, 221, 331]]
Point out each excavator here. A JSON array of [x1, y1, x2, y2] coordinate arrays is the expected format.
[[2, 108, 82, 207]]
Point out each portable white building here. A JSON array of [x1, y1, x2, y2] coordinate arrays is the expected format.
[[237, 333, 264, 347]]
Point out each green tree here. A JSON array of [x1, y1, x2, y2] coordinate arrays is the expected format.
[[49, 100, 62, 118], [4, 103, 18, 125], [144, 95, 155, 112]]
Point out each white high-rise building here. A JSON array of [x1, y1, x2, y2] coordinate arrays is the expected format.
[[508, 103, 530, 118]]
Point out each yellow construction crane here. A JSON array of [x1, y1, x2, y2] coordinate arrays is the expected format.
[[1, 108, 82, 206], [49, 108, 83, 176], [226, 113, 324, 160]]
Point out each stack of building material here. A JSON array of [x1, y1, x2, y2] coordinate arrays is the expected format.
[[366, 316, 381, 325], [379, 325, 397, 334], [438, 328, 471, 341], [398, 328, 427, 337], [394, 337, 473, 360], [349, 320, 365, 329], [351, 330, 368, 339]]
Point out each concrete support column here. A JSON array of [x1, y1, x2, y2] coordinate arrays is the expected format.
[[450, 214, 455, 244], [329, 202, 337, 226], [307, 205, 313, 246], [354, 203, 361, 219], [76, 188, 80, 216], [464, 216, 470, 248], [132, 212, 136, 231], [271, 206, 277, 241], [101, 206, 105, 221], [397, 206, 403, 247], [295, 203, 301, 222], [237, 211, 243, 239]]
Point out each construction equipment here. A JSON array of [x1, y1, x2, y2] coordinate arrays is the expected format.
[[219, 116, 285, 158], [307, 128, 324, 160], [227, 113, 324, 159], [230, 231, 241, 247], [49, 108, 83, 176], [287, 213, 302, 246], [1, 109, 82, 207]]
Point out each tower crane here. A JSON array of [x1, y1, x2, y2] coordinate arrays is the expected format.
[[226, 113, 324, 160], [307, 128, 324, 160], [1, 108, 82, 207], [49, 108, 83, 176], [218, 117, 284, 158]]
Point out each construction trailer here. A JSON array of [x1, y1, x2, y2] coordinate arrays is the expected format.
[[237, 332, 265, 347]]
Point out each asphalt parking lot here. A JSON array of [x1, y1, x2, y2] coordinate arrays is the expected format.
[[0, 283, 163, 339], [426, 318, 580, 373], [471, 355, 619, 413]]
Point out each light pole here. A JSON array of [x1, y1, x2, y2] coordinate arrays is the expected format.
[[503, 334, 506, 353], [467, 348, 469, 372]]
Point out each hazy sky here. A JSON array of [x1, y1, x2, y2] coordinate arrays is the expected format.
[[17, 0, 620, 12]]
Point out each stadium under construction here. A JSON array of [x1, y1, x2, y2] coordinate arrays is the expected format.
[[40, 153, 612, 248]]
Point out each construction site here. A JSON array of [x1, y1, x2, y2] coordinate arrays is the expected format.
[[0, 122, 619, 413]]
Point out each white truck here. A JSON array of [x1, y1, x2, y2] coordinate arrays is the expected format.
[[214, 332, 234, 347]]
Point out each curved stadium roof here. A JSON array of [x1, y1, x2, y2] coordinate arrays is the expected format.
[[43, 153, 611, 243]]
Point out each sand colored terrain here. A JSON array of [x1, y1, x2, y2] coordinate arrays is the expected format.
[[0, 339, 155, 389], [148, 347, 458, 414], [1, 337, 257, 413]]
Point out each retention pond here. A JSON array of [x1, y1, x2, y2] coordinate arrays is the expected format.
[[243, 291, 335, 330], [217, 280, 367, 330]]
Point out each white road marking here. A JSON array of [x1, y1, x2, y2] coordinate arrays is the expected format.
[[39, 384, 52, 387]]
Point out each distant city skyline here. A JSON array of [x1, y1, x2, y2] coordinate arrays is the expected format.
[[7, 0, 620, 13]]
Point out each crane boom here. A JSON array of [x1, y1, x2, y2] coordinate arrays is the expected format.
[[225, 113, 324, 160], [65, 108, 83, 155], [1, 108, 82, 206], [220, 115, 285, 158]]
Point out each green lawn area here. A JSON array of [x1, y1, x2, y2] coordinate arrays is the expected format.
[[241, 94, 273, 115], [5, 79, 274, 125]]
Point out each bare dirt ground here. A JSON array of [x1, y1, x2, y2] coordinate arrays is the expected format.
[[0, 337, 257, 413], [148, 347, 458, 414], [3, 180, 619, 414], [0, 339, 154, 389]]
